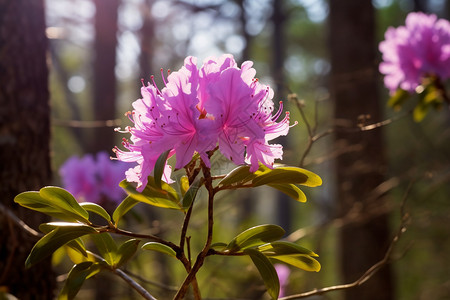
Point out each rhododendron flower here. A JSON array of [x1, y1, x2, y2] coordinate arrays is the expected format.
[[115, 54, 293, 191], [59, 152, 129, 204], [379, 12, 450, 94], [275, 264, 291, 297]]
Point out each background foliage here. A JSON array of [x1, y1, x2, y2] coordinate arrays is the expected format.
[[2, 0, 450, 299]]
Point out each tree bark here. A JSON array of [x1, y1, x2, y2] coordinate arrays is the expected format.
[[271, 0, 292, 232], [329, 1, 394, 299], [139, 0, 155, 81], [0, 0, 54, 299], [90, 0, 120, 154], [236, 0, 251, 62], [91, 1, 121, 299]]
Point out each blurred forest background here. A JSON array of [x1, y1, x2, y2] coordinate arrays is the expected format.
[[1, 0, 450, 299]]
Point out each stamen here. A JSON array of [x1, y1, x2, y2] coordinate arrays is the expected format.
[[150, 75, 162, 95], [161, 68, 167, 86], [271, 101, 284, 121]]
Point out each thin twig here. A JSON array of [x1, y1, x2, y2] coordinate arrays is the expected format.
[[180, 205, 194, 255], [102, 226, 180, 253], [83, 251, 159, 300], [290, 94, 332, 168], [279, 181, 413, 300], [358, 109, 412, 131], [114, 269, 158, 300], [52, 118, 122, 128], [295, 98, 313, 137], [0, 202, 42, 238], [286, 177, 401, 242], [124, 270, 179, 292]]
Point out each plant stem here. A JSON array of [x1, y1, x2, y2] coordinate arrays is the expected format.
[[179, 205, 193, 254], [173, 161, 215, 300], [102, 227, 180, 254]]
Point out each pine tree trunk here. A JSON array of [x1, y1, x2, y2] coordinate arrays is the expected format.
[[329, 1, 394, 299], [90, 0, 120, 154], [139, 0, 155, 80], [0, 0, 54, 299], [271, 0, 293, 232], [91, 1, 121, 299]]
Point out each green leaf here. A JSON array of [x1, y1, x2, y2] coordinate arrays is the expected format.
[[120, 178, 182, 210], [90, 233, 118, 266], [58, 262, 102, 300], [258, 241, 318, 257], [271, 255, 321, 272], [115, 239, 140, 268], [112, 196, 140, 225], [26, 225, 97, 268], [218, 165, 257, 186], [142, 242, 177, 258], [14, 192, 77, 222], [64, 239, 90, 264], [39, 222, 90, 234], [245, 248, 280, 300], [267, 183, 307, 202], [180, 175, 190, 197], [413, 101, 429, 122], [154, 150, 171, 189], [66, 238, 88, 257], [182, 177, 202, 209], [387, 88, 410, 110], [253, 166, 322, 187], [14, 188, 90, 223], [226, 224, 285, 252], [80, 202, 111, 222], [40, 187, 90, 220], [210, 242, 228, 250]]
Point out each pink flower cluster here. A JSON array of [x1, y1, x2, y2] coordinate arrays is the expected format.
[[379, 12, 450, 94], [275, 264, 291, 297], [59, 152, 129, 204], [114, 55, 293, 191]]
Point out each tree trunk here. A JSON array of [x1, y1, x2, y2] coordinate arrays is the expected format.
[[236, 0, 251, 62], [271, 0, 292, 232], [0, 0, 54, 299], [139, 0, 155, 81], [91, 1, 121, 299], [328, 1, 394, 299], [90, 0, 120, 154], [413, 0, 427, 12]]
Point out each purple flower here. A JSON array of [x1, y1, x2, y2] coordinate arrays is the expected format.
[[115, 54, 293, 190], [379, 12, 450, 94], [274, 264, 291, 297], [59, 152, 129, 204], [96, 152, 130, 202], [60, 154, 98, 203]]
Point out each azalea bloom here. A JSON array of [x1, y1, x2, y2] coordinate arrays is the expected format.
[[274, 264, 291, 297], [59, 152, 129, 204], [379, 12, 450, 94], [115, 54, 293, 190]]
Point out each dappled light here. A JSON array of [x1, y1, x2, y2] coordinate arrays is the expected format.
[[1, 1, 450, 300]]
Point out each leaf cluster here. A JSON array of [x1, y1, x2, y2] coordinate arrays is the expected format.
[[388, 75, 449, 122], [14, 151, 322, 300]]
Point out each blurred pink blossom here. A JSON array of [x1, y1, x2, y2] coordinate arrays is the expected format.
[[59, 152, 129, 204], [379, 12, 450, 94], [275, 264, 291, 297]]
